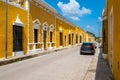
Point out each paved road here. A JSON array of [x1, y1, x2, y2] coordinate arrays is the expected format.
[[0, 46, 94, 80]]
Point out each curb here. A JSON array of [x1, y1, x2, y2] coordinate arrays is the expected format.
[[83, 48, 99, 80]]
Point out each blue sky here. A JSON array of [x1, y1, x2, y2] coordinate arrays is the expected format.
[[43, 0, 106, 37]]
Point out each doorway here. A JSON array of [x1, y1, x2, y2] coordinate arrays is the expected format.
[[60, 32, 63, 46], [43, 31, 47, 50], [80, 36, 82, 43], [64, 35, 66, 47], [13, 25, 23, 52], [72, 33, 74, 45]]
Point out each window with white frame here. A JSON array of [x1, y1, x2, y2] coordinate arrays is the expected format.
[[50, 32, 52, 42], [34, 29, 38, 43]]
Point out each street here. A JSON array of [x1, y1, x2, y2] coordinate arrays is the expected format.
[[0, 46, 96, 80]]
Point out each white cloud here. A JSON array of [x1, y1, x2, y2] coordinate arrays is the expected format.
[[70, 16, 80, 21], [57, 0, 91, 21], [86, 25, 91, 28], [98, 17, 102, 21], [86, 25, 94, 30]]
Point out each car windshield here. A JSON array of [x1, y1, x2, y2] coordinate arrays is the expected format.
[[82, 43, 92, 46]]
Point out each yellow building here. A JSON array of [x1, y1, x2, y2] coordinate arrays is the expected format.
[[86, 32, 96, 42], [103, 0, 120, 80], [0, 0, 93, 59], [29, 0, 56, 51], [0, 0, 28, 59], [56, 14, 78, 48], [102, 4, 108, 56]]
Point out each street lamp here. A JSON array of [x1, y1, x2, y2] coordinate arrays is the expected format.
[[97, 20, 101, 47]]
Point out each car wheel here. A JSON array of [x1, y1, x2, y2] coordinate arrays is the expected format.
[[92, 53, 95, 55], [80, 52, 83, 55]]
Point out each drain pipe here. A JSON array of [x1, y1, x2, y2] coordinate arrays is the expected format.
[[5, 0, 8, 58]]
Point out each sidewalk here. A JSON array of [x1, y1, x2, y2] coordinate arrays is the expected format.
[[84, 48, 114, 80]]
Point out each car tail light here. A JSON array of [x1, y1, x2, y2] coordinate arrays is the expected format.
[[90, 45, 94, 49], [81, 46, 84, 49]]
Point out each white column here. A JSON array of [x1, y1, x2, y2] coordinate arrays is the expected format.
[[25, 0, 29, 10]]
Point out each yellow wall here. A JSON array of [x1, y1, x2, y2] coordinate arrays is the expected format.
[[56, 18, 76, 48], [30, 2, 56, 50], [0, 1, 6, 58], [75, 27, 85, 44], [0, 1, 28, 58], [0, 1, 92, 59], [107, 0, 120, 79], [8, 3, 28, 56]]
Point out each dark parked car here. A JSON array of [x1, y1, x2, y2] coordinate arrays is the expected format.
[[80, 42, 95, 55]]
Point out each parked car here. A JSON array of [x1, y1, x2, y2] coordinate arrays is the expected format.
[[92, 42, 97, 49], [80, 42, 95, 55]]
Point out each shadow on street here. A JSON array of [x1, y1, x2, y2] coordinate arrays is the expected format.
[[95, 48, 114, 80]]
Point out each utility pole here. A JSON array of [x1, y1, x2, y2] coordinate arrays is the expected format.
[[5, 0, 8, 58], [97, 20, 101, 47]]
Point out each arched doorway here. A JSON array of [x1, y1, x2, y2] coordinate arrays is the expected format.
[[50, 24, 55, 48], [80, 35, 82, 43], [42, 22, 48, 50]]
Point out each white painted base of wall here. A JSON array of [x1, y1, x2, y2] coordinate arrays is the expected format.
[[60, 46, 63, 48], [13, 51, 24, 56], [28, 49, 43, 54]]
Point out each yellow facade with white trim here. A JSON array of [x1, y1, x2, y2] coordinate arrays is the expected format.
[[29, 0, 56, 51], [103, 0, 120, 79], [0, 1, 28, 59], [0, 0, 95, 59]]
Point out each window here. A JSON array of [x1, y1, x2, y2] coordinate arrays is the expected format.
[[69, 34, 71, 44], [34, 29, 38, 43], [76, 35, 78, 43], [60, 32, 63, 46], [50, 32, 52, 42], [72, 33, 74, 45], [80, 36, 82, 43]]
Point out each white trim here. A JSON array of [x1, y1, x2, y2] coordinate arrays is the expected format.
[[13, 15, 24, 26], [32, 0, 57, 13], [33, 19, 41, 24], [25, 0, 29, 10], [32, 19, 41, 50], [60, 46, 63, 48], [27, 0, 30, 54], [33, 19, 41, 29], [60, 27, 62, 32], [69, 30, 71, 33], [42, 22, 48, 31], [50, 24, 55, 32], [55, 16, 56, 48], [102, 16, 108, 21], [2, 0, 27, 11], [13, 51, 24, 56], [28, 42, 43, 45]]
